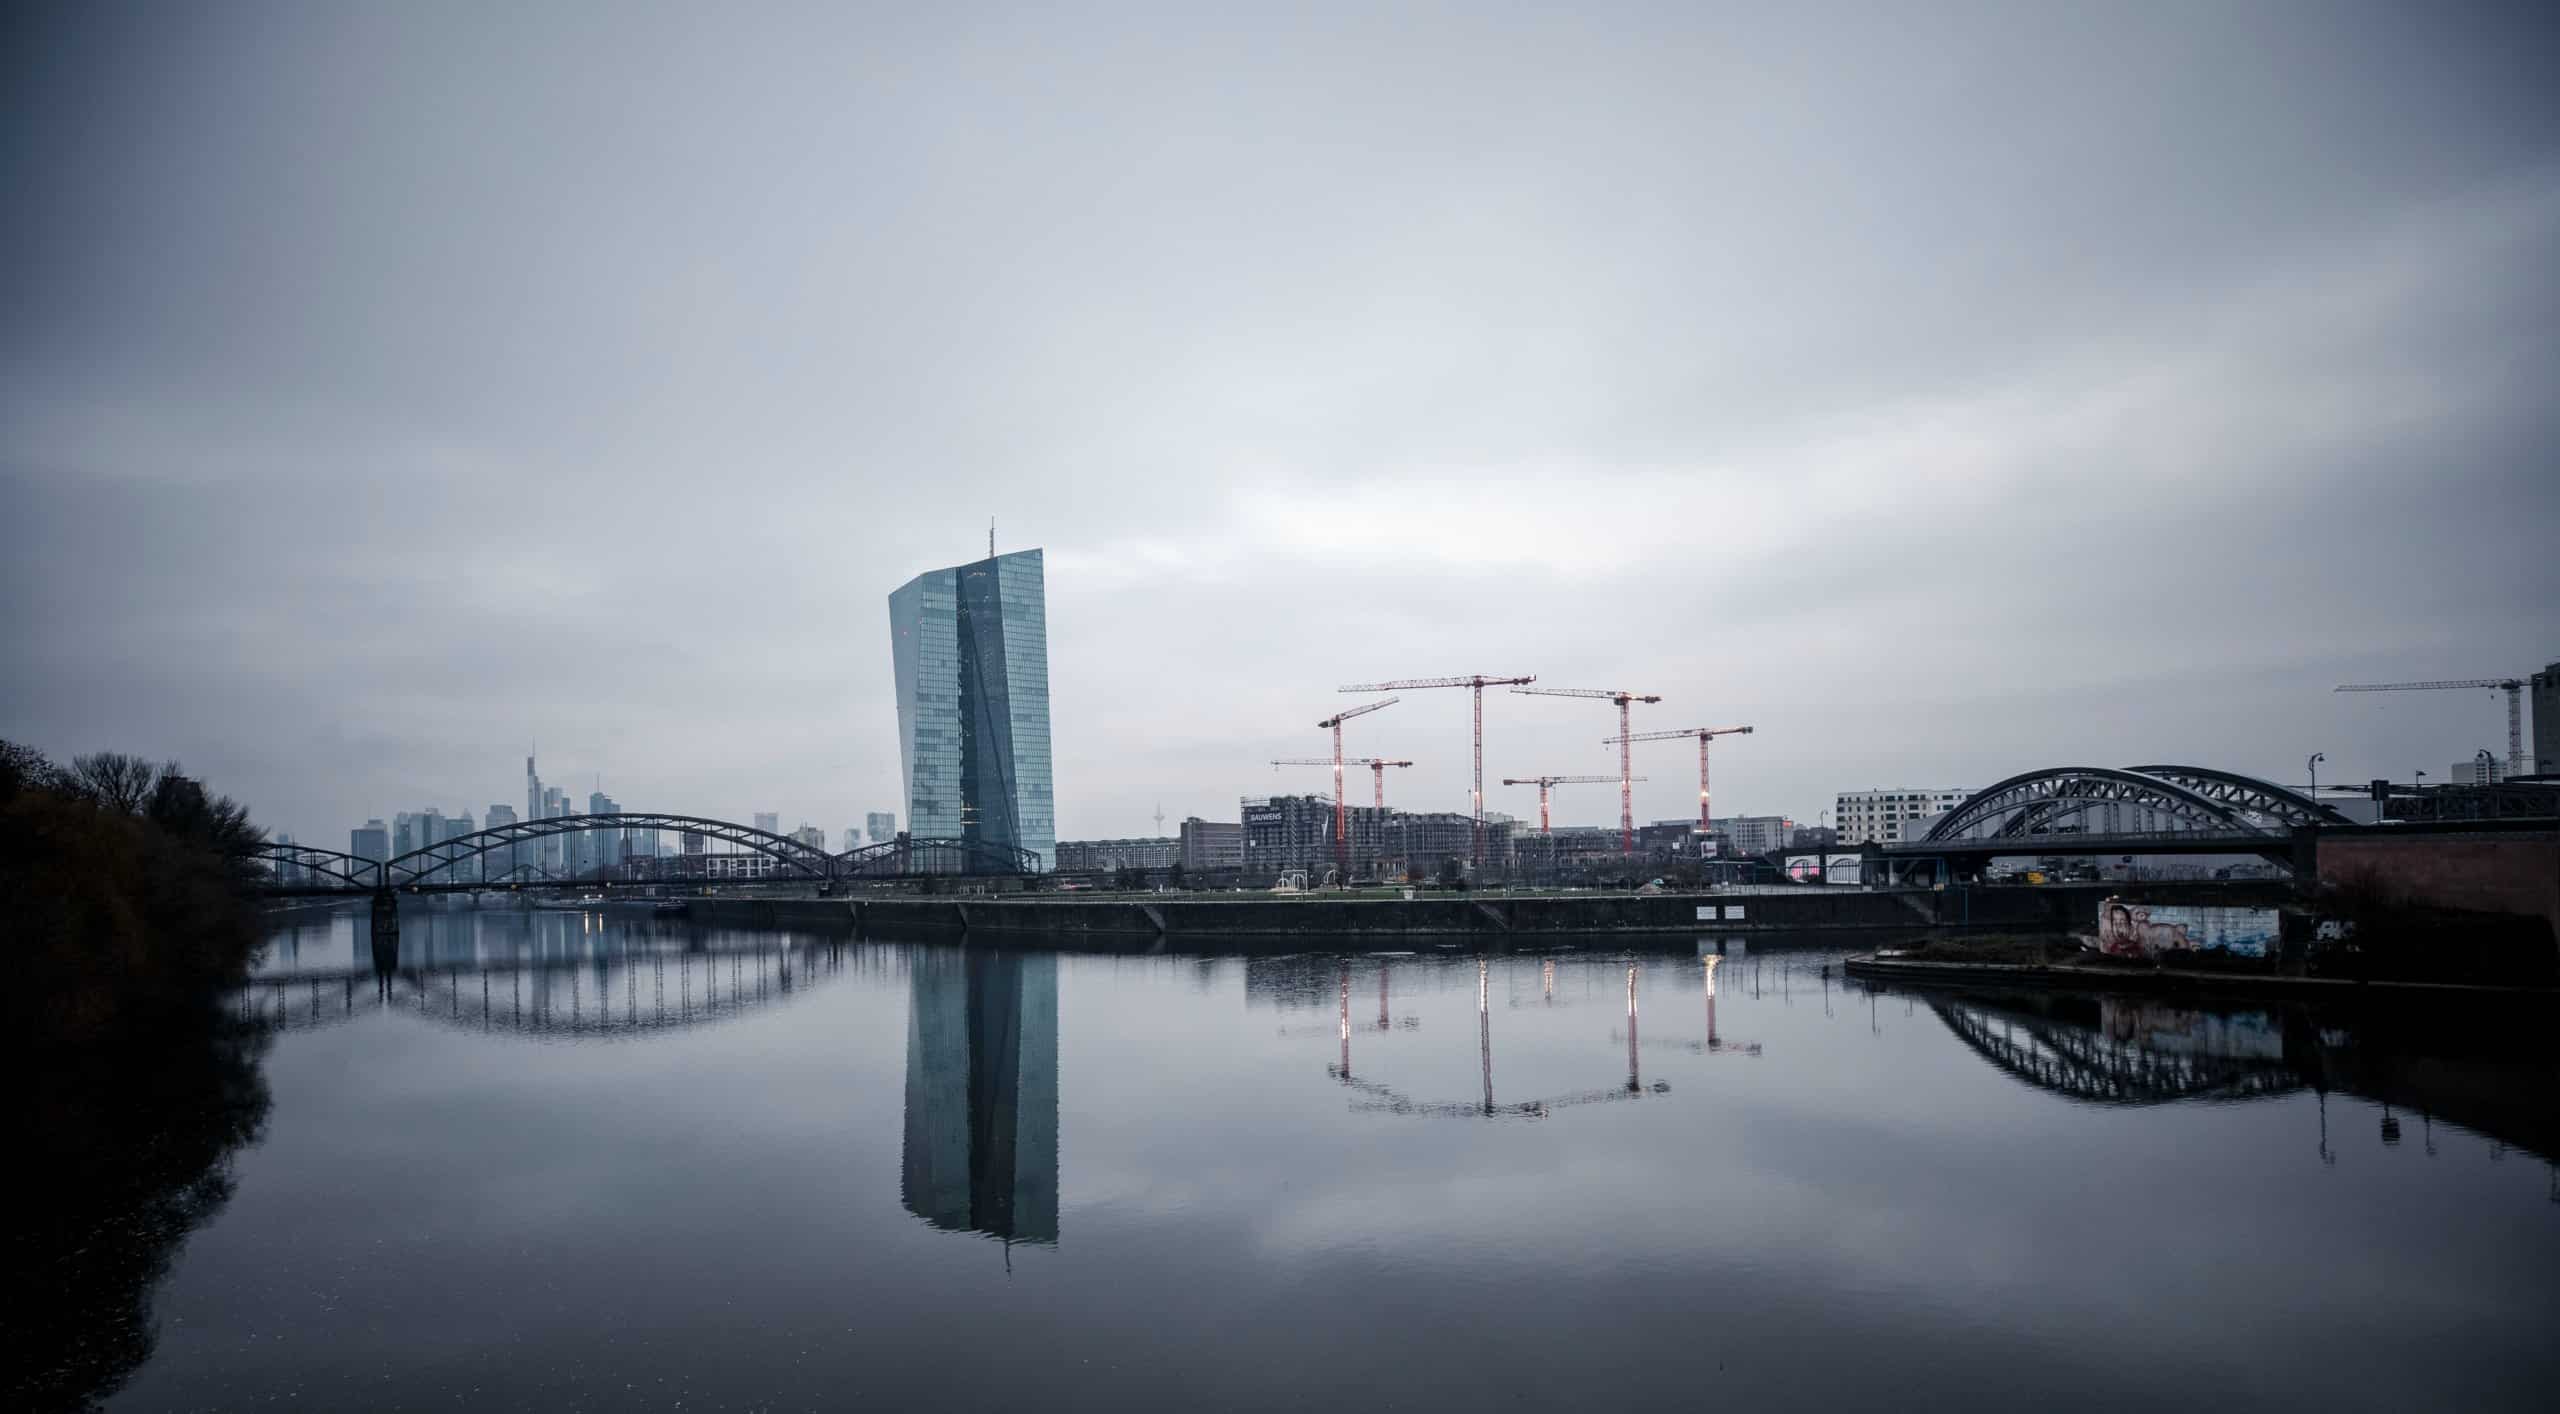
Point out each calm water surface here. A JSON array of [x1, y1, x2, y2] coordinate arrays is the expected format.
[[91, 908, 2560, 1408]]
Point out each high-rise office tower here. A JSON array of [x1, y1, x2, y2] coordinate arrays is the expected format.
[[485, 804, 519, 881], [753, 811, 780, 836], [589, 791, 621, 875], [352, 820, 388, 862], [526, 754, 542, 832], [901, 948, 1058, 1244], [440, 811, 474, 883], [867, 810, 897, 843], [2534, 661, 2558, 775], [888, 547, 1054, 869], [542, 786, 569, 872]]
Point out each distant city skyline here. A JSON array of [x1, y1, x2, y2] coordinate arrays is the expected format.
[[329, 747, 908, 865]]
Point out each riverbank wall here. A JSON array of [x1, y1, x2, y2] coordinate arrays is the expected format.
[[682, 884, 2148, 940], [680, 897, 867, 931]]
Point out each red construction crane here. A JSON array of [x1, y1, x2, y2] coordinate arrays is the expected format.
[[1271, 757, 1414, 809], [1314, 697, 1398, 877], [1606, 726, 1754, 834], [2335, 677, 2529, 776], [1501, 774, 1646, 835], [1339, 674, 1534, 871], [1511, 686, 1662, 854]]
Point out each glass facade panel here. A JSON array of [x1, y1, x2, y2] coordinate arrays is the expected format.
[[889, 548, 1054, 870]]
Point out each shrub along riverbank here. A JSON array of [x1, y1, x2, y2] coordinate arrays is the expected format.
[[0, 741, 266, 1049], [2, 741, 277, 1410]]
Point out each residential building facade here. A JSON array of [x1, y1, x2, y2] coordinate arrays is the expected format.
[[1708, 814, 1794, 855], [1054, 837, 1179, 872], [1178, 817, 1243, 871], [1834, 788, 1973, 845]]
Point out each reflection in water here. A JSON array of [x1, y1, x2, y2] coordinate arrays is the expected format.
[[1315, 952, 1726, 1118], [8, 1020, 272, 1412], [1916, 986, 2560, 1170], [232, 914, 850, 1040], [902, 949, 1060, 1246], [1929, 993, 2300, 1106], [75, 928, 2560, 1409]]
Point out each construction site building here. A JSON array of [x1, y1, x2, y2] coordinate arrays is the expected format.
[[1241, 796, 1387, 878], [1381, 812, 1512, 879]]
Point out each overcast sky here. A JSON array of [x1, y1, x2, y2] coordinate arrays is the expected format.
[[4, 1, 2556, 846]]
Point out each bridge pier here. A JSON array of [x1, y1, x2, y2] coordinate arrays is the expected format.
[[369, 889, 401, 978]]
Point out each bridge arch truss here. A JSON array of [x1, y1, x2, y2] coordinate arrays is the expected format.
[[244, 840, 384, 891], [837, 835, 1042, 878], [384, 812, 837, 887], [1919, 764, 2345, 844], [2124, 765, 2356, 828], [242, 817, 1040, 893]]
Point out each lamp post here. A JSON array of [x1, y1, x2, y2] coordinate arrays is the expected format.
[[2306, 752, 2324, 800]]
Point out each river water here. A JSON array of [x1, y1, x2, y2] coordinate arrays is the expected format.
[[74, 908, 2560, 1409]]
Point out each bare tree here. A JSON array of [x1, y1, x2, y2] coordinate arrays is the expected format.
[[63, 752, 165, 815], [0, 739, 56, 800], [146, 771, 262, 852]]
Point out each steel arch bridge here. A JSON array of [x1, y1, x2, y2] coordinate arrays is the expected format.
[[239, 813, 1040, 896], [1917, 764, 2356, 845]]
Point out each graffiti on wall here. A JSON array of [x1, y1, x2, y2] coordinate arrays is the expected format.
[[2094, 897, 2278, 959]]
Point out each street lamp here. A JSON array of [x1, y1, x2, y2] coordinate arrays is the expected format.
[[2306, 752, 2324, 799]]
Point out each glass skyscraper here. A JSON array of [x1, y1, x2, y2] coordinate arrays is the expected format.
[[888, 547, 1054, 870]]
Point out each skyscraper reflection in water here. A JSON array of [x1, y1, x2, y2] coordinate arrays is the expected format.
[[902, 949, 1058, 1244]]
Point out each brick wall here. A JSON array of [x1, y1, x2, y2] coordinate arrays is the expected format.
[[2317, 831, 2560, 940]]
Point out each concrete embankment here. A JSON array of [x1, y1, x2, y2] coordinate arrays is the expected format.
[[675, 884, 2123, 940], [681, 897, 862, 931]]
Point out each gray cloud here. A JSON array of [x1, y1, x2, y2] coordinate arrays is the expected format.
[[5, 1, 2557, 842]]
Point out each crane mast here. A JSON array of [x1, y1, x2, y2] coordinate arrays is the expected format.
[[1609, 726, 1755, 835], [1513, 687, 1663, 854], [1501, 774, 1644, 835], [1314, 697, 1398, 879], [1340, 674, 1533, 873], [1272, 757, 1414, 810]]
